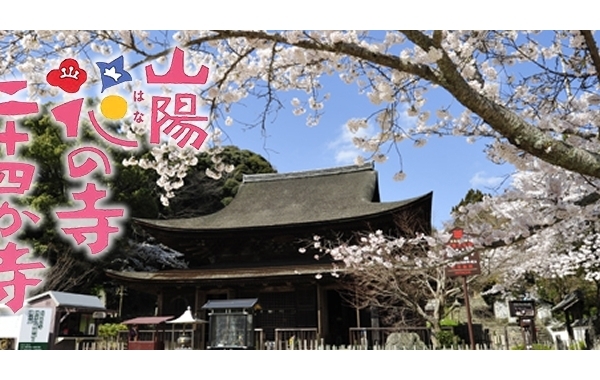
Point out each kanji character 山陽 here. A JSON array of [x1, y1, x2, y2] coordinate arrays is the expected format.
[[144, 47, 210, 150]]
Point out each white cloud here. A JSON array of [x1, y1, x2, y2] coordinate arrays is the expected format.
[[469, 171, 505, 189], [328, 123, 376, 165], [327, 106, 418, 165]]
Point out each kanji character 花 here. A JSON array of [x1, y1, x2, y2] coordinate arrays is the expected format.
[[50, 98, 138, 148]]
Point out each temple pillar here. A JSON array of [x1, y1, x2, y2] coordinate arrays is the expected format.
[[156, 291, 163, 316], [195, 287, 207, 350], [317, 284, 328, 342]]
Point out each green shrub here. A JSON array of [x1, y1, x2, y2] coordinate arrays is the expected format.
[[568, 341, 587, 350], [436, 330, 458, 348], [440, 318, 459, 327], [511, 343, 554, 350], [98, 323, 128, 340]]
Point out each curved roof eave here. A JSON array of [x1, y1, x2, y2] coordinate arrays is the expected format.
[[133, 191, 433, 234]]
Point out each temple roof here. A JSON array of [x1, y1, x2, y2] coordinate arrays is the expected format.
[[134, 162, 433, 233], [106, 263, 338, 284], [26, 291, 106, 311]]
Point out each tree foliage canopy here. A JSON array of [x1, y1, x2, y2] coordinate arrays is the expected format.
[[4, 30, 600, 320]]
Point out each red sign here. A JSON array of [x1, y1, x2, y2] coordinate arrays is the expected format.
[[445, 228, 480, 278], [445, 251, 481, 277]]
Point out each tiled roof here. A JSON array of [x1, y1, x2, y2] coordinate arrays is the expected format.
[[134, 162, 432, 232]]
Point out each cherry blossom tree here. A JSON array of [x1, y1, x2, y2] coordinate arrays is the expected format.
[[452, 160, 600, 311], [3, 31, 600, 189], [4, 30, 600, 311], [309, 229, 492, 347]]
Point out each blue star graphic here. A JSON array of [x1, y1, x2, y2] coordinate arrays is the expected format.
[[96, 55, 132, 93]]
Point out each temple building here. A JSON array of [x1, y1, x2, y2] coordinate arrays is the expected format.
[[107, 162, 432, 348]]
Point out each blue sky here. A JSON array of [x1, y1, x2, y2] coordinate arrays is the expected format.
[[215, 76, 514, 228], [4, 30, 515, 229]]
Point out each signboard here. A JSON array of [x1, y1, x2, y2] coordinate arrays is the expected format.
[[445, 251, 481, 277], [92, 311, 107, 319], [445, 228, 480, 278], [508, 300, 536, 318], [17, 308, 53, 350]]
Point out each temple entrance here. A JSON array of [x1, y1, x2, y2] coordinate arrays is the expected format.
[[253, 288, 317, 341], [326, 290, 357, 346]]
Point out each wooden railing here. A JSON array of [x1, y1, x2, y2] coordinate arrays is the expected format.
[[274, 328, 320, 350], [254, 328, 265, 350], [84, 326, 443, 350], [81, 340, 127, 350]]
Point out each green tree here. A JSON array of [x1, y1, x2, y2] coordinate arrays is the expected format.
[[13, 109, 276, 298], [170, 145, 276, 214], [451, 189, 487, 214]]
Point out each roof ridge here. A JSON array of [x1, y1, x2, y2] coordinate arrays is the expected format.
[[243, 162, 374, 183]]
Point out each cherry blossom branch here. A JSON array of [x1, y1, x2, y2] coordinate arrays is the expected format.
[[189, 30, 440, 83]]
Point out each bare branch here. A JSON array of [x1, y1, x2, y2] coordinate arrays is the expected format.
[[580, 30, 600, 83]]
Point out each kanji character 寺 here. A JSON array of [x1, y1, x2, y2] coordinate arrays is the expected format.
[[0, 242, 46, 313], [55, 183, 124, 256]]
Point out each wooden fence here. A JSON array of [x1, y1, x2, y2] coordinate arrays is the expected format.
[[274, 328, 319, 350], [79, 326, 600, 350], [81, 340, 127, 350]]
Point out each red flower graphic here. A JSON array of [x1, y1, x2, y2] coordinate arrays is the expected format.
[[46, 59, 87, 93]]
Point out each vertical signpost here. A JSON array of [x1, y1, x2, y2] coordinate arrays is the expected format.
[[509, 300, 536, 350], [17, 308, 52, 350], [445, 228, 479, 350]]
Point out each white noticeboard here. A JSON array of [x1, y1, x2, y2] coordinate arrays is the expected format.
[[17, 308, 53, 350], [0, 314, 22, 350]]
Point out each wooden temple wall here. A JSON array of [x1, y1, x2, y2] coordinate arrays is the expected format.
[[155, 282, 346, 347]]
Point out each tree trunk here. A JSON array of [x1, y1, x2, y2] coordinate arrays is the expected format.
[[428, 298, 446, 349], [429, 322, 443, 349]]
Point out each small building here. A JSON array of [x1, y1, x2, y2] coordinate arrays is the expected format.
[[0, 291, 107, 350], [107, 163, 433, 348], [26, 291, 108, 350]]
